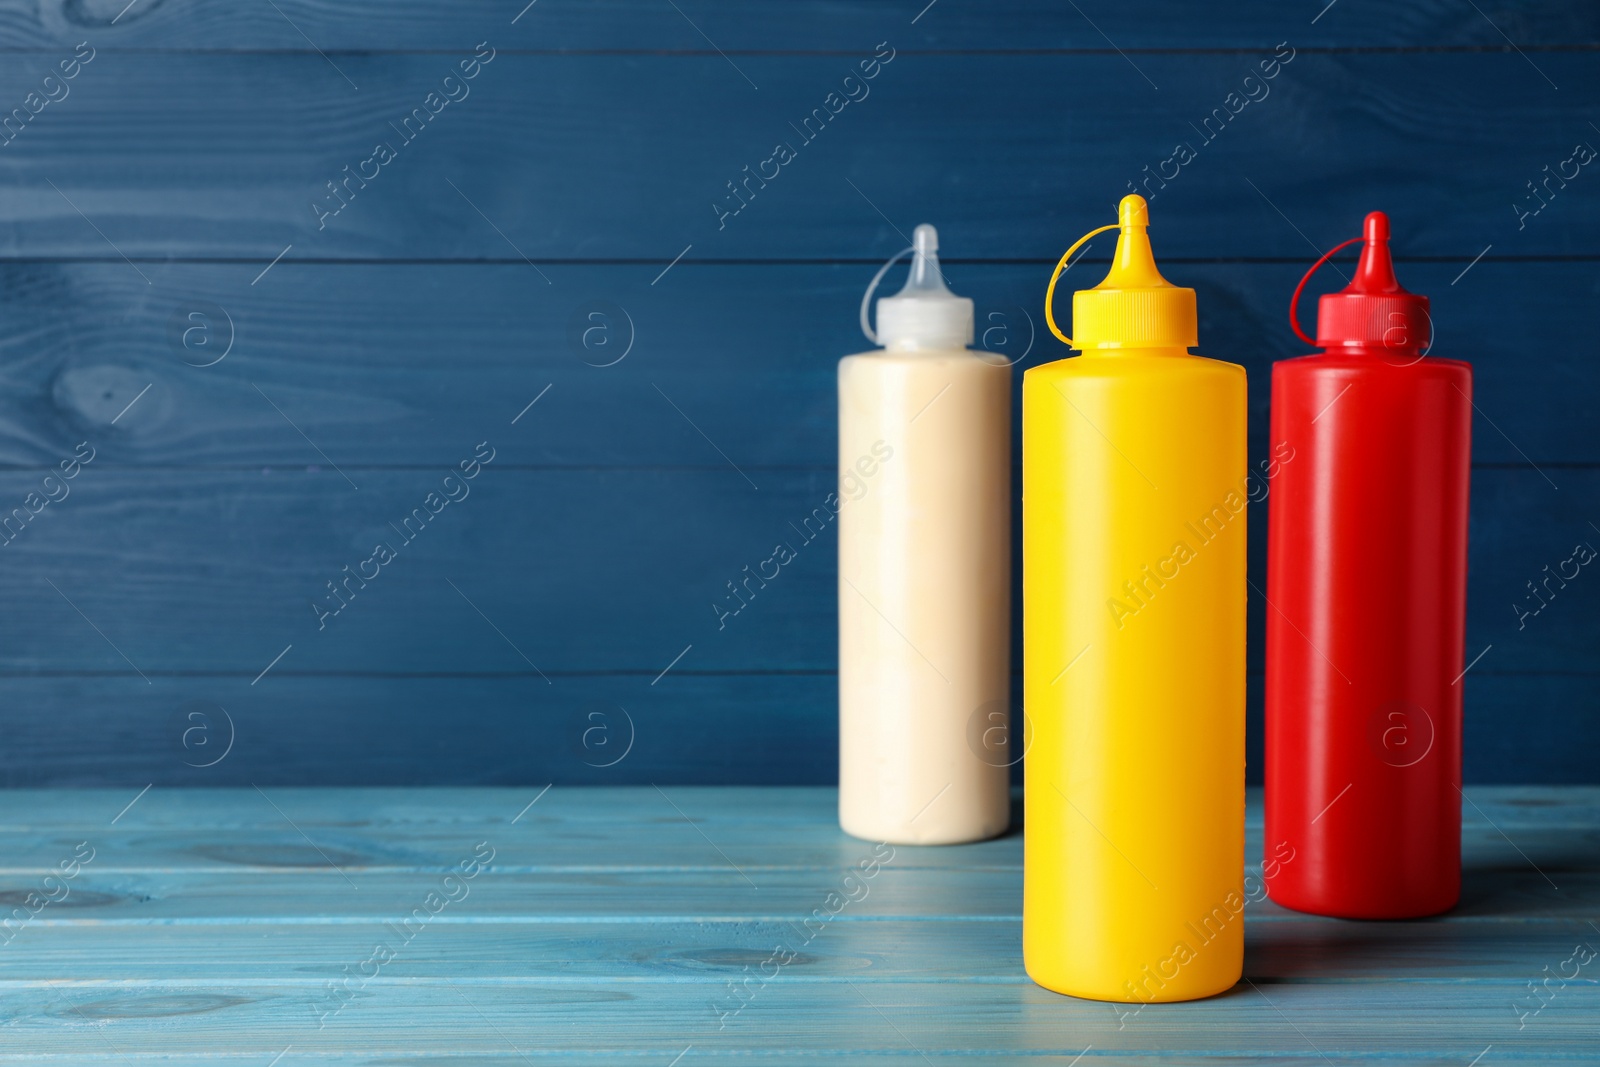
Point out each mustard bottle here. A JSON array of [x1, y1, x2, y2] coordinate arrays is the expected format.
[[1022, 195, 1246, 1002]]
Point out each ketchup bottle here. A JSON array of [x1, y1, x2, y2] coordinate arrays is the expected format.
[[1264, 211, 1472, 919]]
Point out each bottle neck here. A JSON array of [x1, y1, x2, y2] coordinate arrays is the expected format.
[[1315, 342, 1425, 359], [1077, 345, 1192, 358], [884, 339, 969, 354]]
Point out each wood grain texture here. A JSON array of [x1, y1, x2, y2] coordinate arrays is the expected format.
[[0, 786, 1589, 873], [5, 782, 1594, 824], [0, 669, 1592, 786], [0, 1, 1591, 785], [0, 461, 1588, 785], [0, 467, 1585, 673], [2, 981, 1593, 1056], [0, 260, 1589, 467], [1, 782, 1595, 829], [3, 917, 1599, 981], [1, 0, 1597, 51], [0, 786, 1591, 1060], [0, 53, 1593, 260]]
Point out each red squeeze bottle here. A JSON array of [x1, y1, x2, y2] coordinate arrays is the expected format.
[[1264, 211, 1472, 919]]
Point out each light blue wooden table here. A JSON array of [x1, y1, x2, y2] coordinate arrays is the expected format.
[[0, 786, 1594, 1062]]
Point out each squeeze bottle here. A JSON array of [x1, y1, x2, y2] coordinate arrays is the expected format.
[[1023, 195, 1246, 1002], [838, 223, 1011, 845], [1264, 211, 1471, 918]]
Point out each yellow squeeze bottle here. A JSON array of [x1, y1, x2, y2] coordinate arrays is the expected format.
[[1022, 195, 1246, 1003]]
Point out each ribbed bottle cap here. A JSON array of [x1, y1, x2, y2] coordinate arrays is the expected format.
[[1072, 195, 1197, 350], [1315, 211, 1430, 350]]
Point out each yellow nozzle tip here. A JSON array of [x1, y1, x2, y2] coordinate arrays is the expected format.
[[1118, 194, 1149, 229], [1097, 192, 1172, 294]]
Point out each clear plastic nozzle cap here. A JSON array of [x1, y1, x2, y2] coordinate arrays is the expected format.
[[860, 224, 975, 350]]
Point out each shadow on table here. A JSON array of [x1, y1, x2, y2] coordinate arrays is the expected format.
[[1244, 855, 1591, 980]]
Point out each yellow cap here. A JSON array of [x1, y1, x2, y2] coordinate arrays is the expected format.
[[1050, 195, 1197, 351]]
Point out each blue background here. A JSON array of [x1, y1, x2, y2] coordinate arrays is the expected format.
[[0, 0, 1594, 786]]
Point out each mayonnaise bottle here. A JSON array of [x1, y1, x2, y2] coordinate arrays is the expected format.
[[838, 224, 1012, 845]]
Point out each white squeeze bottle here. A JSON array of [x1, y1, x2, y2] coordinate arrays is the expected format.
[[838, 224, 1012, 844]]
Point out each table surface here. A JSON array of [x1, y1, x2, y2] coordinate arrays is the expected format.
[[0, 785, 1594, 1063]]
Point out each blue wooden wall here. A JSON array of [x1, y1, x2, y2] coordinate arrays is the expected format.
[[0, 1, 1594, 786]]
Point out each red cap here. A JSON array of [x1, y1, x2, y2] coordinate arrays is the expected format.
[[1314, 212, 1430, 351]]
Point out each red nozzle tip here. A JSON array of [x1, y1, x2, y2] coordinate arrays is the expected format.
[[1363, 211, 1389, 244], [1351, 211, 1399, 294]]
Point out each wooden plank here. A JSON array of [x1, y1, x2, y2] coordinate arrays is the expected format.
[[1461, 674, 1600, 785], [0, 261, 1590, 469], [1452, 784, 1600, 827], [0, 673, 846, 788], [0, 468, 847, 675], [0, 785, 1589, 1059], [0, 826, 1583, 921], [0, 788, 1589, 873], [0, 814, 1583, 877], [2, 785, 1591, 832], [0, 785, 863, 832], [0, 917, 1596, 982], [0, 53, 1593, 261], [0, 0, 1595, 51], [1, 867, 1030, 921], [0, 979, 1592, 1056], [0, 468, 1588, 674], [0, 674, 1591, 789]]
